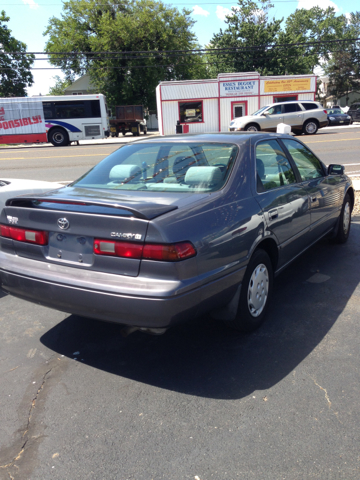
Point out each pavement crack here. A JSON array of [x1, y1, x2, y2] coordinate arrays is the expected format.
[[0, 368, 52, 471], [312, 377, 331, 408]]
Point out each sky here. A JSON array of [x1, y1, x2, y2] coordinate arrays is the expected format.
[[2, 0, 358, 96]]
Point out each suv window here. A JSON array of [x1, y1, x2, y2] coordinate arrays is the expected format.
[[267, 105, 282, 115], [283, 103, 301, 113], [349, 103, 360, 111], [282, 139, 324, 181], [256, 140, 297, 192], [301, 103, 319, 111]]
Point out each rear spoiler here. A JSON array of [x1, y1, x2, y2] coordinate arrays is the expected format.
[[5, 196, 178, 220]]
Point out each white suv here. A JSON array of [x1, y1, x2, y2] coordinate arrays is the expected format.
[[229, 101, 328, 135]]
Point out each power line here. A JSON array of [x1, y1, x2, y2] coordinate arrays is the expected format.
[[3, 36, 360, 58]]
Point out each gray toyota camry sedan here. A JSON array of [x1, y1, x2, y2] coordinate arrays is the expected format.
[[0, 133, 354, 334]]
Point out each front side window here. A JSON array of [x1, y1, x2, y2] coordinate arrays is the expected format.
[[267, 105, 282, 115], [256, 140, 297, 192], [282, 139, 324, 181], [179, 101, 203, 123], [72, 142, 238, 194]]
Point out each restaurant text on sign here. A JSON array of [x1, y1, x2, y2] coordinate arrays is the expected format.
[[220, 80, 258, 97]]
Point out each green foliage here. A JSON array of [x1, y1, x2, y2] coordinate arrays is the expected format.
[[206, 0, 285, 76], [44, 0, 208, 109], [48, 76, 73, 95], [0, 11, 34, 97], [325, 13, 360, 103]]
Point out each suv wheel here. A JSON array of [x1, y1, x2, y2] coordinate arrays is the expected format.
[[303, 119, 318, 135], [245, 124, 260, 132]]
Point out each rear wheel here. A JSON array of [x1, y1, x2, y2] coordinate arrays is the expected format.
[[226, 249, 273, 332], [49, 128, 69, 147], [336, 193, 351, 243], [303, 119, 318, 135], [245, 123, 260, 132]]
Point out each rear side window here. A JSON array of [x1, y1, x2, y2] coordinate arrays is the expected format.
[[301, 103, 319, 111], [283, 103, 301, 113], [282, 139, 324, 181], [256, 140, 297, 192]]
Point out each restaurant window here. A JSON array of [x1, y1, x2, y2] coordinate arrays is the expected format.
[[274, 96, 297, 103], [179, 101, 203, 123]]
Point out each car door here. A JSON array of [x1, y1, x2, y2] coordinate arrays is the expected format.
[[281, 138, 344, 243], [262, 104, 283, 131], [282, 103, 303, 130], [254, 139, 311, 268]]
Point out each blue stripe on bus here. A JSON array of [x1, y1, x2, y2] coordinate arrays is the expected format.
[[46, 120, 82, 133]]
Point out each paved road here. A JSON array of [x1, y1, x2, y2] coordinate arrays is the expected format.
[[0, 126, 359, 182], [1, 127, 360, 479]]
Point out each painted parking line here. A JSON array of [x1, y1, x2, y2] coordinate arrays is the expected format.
[[0, 153, 107, 161], [304, 137, 360, 144]]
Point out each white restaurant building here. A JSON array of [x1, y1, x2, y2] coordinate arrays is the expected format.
[[156, 71, 317, 135]]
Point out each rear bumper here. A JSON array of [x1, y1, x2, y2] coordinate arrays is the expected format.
[[319, 120, 329, 128], [0, 251, 244, 328]]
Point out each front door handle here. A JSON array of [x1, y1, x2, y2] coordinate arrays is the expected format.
[[268, 209, 278, 220]]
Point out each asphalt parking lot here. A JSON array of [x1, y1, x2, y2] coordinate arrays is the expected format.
[[1, 127, 360, 480]]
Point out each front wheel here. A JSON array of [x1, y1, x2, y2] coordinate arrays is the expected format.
[[245, 124, 260, 132], [336, 193, 351, 243], [226, 249, 273, 332], [303, 119, 318, 135], [49, 128, 69, 147]]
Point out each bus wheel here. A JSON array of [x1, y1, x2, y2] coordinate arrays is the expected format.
[[49, 128, 69, 147]]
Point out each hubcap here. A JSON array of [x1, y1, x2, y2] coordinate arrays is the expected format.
[[248, 125, 258, 132], [247, 263, 269, 317], [306, 122, 316, 134], [54, 133, 64, 144], [343, 202, 351, 234]]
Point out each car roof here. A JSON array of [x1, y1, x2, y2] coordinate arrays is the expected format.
[[133, 132, 296, 146], [266, 100, 319, 107]]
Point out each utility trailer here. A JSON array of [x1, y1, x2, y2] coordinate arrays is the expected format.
[[109, 105, 147, 137]]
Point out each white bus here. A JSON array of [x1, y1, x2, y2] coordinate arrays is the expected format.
[[0, 94, 110, 147]]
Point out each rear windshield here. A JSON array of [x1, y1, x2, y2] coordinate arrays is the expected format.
[[72, 142, 238, 193]]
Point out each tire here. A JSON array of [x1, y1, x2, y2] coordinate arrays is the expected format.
[[227, 249, 273, 332], [49, 128, 69, 147], [245, 123, 260, 132], [336, 193, 351, 244], [303, 119, 318, 135]]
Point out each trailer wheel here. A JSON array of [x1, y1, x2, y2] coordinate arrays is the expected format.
[[49, 128, 69, 147]]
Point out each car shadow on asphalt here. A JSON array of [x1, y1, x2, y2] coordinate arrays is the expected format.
[[41, 221, 360, 400]]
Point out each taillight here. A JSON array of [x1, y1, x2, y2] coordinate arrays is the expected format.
[[143, 242, 196, 261], [94, 239, 143, 259], [0, 225, 48, 245], [94, 239, 196, 262], [323, 110, 327, 114]]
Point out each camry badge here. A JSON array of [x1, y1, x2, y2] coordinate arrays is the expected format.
[[57, 218, 70, 230]]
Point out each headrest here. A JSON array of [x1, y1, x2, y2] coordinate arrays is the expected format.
[[184, 166, 222, 186], [109, 165, 142, 182], [173, 156, 195, 179]]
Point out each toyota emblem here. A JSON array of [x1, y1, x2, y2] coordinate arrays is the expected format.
[[57, 218, 70, 230]]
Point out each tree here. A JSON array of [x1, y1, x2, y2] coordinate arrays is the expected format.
[[206, 0, 285, 76], [325, 12, 360, 105], [0, 11, 34, 97], [44, 0, 208, 110], [48, 76, 72, 95]]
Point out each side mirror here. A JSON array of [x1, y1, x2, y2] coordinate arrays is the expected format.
[[328, 164, 345, 175], [262, 111, 269, 116]]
